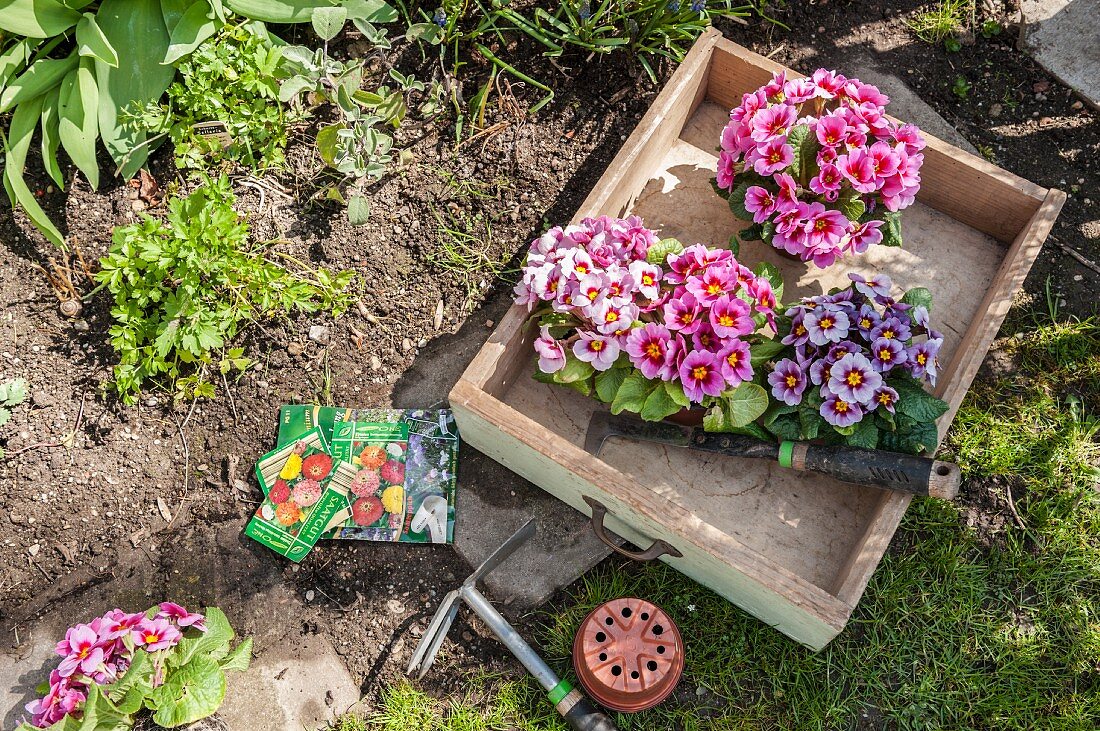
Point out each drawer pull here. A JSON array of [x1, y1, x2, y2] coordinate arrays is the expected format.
[[583, 496, 683, 562]]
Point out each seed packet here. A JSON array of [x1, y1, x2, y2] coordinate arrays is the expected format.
[[275, 406, 458, 543], [322, 421, 409, 542], [244, 428, 356, 562]]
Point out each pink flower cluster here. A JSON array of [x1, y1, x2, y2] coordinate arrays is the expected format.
[[24, 603, 205, 728], [717, 68, 926, 267], [514, 216, 776, 404]]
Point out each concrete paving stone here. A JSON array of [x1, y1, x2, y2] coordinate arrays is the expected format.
[[1019, 0, 1100, 110]]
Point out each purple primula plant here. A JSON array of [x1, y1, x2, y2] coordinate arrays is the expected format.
[[515, 215, 784, 429], [760, 272, 948, 454]]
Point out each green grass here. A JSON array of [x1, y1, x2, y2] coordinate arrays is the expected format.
[[907, 0, 974, 43], [335, 313, 1100, 729], [428, 207, 515, 309]]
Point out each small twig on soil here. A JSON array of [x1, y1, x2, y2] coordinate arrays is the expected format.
[[221, 369, 240, 423], [313, 585, 360, 612], [172, 407, 192, 499], [180, 396, 199, 431], [238, 180, 267, 217], [29, 557, 52, 581], [766, 43, 786, 59], [7, 394, 86, 457], [1051, 236, 1100, 276], [1005, 483, 1042, 545]]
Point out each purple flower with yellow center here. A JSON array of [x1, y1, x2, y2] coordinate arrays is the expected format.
[[827, 352, 881, 404], [678, 350, 725, 403], [692, 322, 722, 352], [826, 340, 860, 363], [663, 290, 704, 335], [569, 272, 607, 308], [820, 394, 863, 427], [869, 385, 900, 413], [709, 294, 754, 338], [869, 336, 907, 372], [809, 357, 833, 386], [660, 334, 687, 382], [853, 304, 880, 337], [871, 316, 911, 343], [907, 338, 942, 384], [625, 322, 672, 379], [848, 272, 892, 300], [572, 330, 620, 371], [768, 357, 807, 406], [805, 306, 850, 346], [685, 265, 736, 305], [591, 298, 635, 335], [718, 340, 753, 386], [782, 311, 810, 346]]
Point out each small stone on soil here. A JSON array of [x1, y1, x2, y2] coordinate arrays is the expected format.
[[308, 325, 331, 345]]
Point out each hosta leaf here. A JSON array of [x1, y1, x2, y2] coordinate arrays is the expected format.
[[219, 637, 253, 672], [640, 381, 681, 422], [0, 54, 78, 114], [94, 0, 175, 177], [160, 0, 193, 33], [39, 86, 64, 188], [58, 59, 100, 189], [610, 370, 656, 416], [162, 2, 218, 65], [722, 382, 769, 428], [0, 38, 40, 91], [0, 0, 80, 37], [311, 5, 347, 40], [224, 0, 338, 23], [344, 0, 397, 22], [645, 237, 683, 266], [150, 654, 226, 727], [76, 13, 119, 67], [3, 94, 66, 247]]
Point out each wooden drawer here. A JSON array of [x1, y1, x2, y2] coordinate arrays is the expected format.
[[449, 29, 1064, 649]]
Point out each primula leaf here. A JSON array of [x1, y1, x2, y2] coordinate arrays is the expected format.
[[311, 5, 347, 40], [664, 380, 690, 409], [645, 237, 683, 266], [838, 193, 865, 223], [845, 418, 879, 449], [552, 354, 595, 385], [610, 371, 656, 415], [151, 654, 226, 727], [893, 377, 949, 423], [76, 13, 119, 67], [219, 637, 253, 672], [749, 339, 785, 368], [786, 123, 819, 184], [727, 181, 754, 222], [766, 413, 803, 441], [722, 382, 769, 428], [900, 286, 933, 312], [0, 0, 81, 37], [162, 2, 218, 65], [702, 402, 729, 432], [763, 401, 797, 426], [640, 382, 681, 422], [594, 367, 628, 403], [347, 194, 370, 225], [880, 210, 903, 247], [170, 606, 234, 668], [798, 405, 823, 440]]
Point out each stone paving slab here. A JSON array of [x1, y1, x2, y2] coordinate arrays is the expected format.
[[1020, 0, 1100, 110]]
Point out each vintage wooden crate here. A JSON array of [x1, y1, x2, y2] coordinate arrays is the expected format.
[[449, 29, 1064, 649]]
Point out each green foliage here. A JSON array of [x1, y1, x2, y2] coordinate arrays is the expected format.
[[907, 0, 974, 43], [125, 22, 286, 173], [644, 237, 684, 266], [0, 0, 346, 248], [94, 175, 354, 403], [0, 378, 29, 456], [952, 74, 972, 99]]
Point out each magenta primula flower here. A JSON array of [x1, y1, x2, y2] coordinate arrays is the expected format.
[[801, 202, 848, 250], [685, 265, 736, 305], [158, 602, 207, 630], [625, 323, 672, 379], [101, 609, 146, 640], [691, 323, 723, 353], [751, 137, 795, 176], [848, 272, 892, 299], [663, 291, 704, 335], [133, 617, 182, 652], [804, 307, 850, 346], [534, 326, 566, 373], [820, 394, 863, 428], [846, 220, 884, 253], [572, 331, 620, 371], [678, 350, 726, 403], [717, 340, 753, 386], [768, 358, 807, 406], [709, 295, 754, 338], [750, 104, 796, 142], [26, 671, 86, 728], [57, 625, 104, 678], [835, 149, 877, 193], [716, 151, 737, 190], [815, 113, 848, 147], [827, 352, 882, 404], [743, 186, 778, 224]]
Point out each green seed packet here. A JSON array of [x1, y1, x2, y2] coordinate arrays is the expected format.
[[244, 428, 356, 562], [275, 406, 458, 543]]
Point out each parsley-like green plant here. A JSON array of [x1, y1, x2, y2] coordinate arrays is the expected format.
[[125, 22, 286, 173], [94, 175, 354, 404]]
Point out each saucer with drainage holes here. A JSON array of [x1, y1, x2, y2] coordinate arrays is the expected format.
[[571, 597, 684, 713]]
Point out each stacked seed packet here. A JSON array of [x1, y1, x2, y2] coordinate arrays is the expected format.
[[274, 405, 458, 543], [245, 428, 358, 562]]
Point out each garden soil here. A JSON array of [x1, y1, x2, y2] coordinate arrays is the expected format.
[[1, 0, 1096, 722]]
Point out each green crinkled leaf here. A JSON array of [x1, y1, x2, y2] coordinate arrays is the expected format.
[[880, 210, 903, 247], [763, 401, 797, 426], [738, 222, 764, 241], [219, 637, 253, 672], [594, 366, 628, 403], [727, 180, 754, 222], [833, 423, 857, 437], [610, 370, 656, 415], [764, 413, 801, 441], [726, 421, 773, 442], [552, 354, 594, 385], [798, 405, 823, 440], [727, 233, 740, 257], [664, 380, 690, 409], [640, 381, 681, 422], [900, 286, 933, 312], [838, 193, 865, 223], [162, 2, 218, 65], [76, 13, 119, 67], [645, 237, 683, 266], [749, 339, 785, 368], [723, 382, 769, 428], [702, 402, 728, 432], [78, 683, 132, 731], [893, 377, 949, 423], [786, 123, 820, 184], [845, 418, 879, 449], [0, 377, 28, 406], [151, 654, 227, 727], [751, 260, 784, 304], [0, 0, 81, 37], [171, 607, 234, 667]]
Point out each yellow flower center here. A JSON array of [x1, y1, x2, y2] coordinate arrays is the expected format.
[[815, 219, 829, 232], [548, 280, 558, 293], [727, 352, 740, 367], [785, 375, 797, 387], [645, 343, 662, 359], [835, 400, 850, 413], [878, 392, 893, 404], [860, 318, 871, 329], [591, 341, 604, 351], [680, 313, 694, 325], [820, 317, 834, 329], [707, 282, 723, 295], [692, 366, 709, 380], [917, 353, 927, 365], [881, 329, 895, 339], [878, 348, 892, 361], [605, 311, 618, 322], [587, 289, 598, 301], [719, 315, 734, 327], [642, 274, 654, 285], [576, 265, 588, 275], [846, 371, 863, 387], [768, 150, 783, 163], [145, 633, 159, 644], [795, 324, 807, 336]]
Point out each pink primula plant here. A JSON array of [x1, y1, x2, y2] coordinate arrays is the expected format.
[[715, 68, 926, 268], [515, 216, 782, 429]]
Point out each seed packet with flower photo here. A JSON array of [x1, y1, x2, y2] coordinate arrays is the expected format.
[[323, 421, 410, 541], [275, 406, 458, 543], [244, 428, 356, 561]]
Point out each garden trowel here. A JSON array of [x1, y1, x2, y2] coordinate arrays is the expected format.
[[583, 411, 961, 499], [408, 520, 619, 731]]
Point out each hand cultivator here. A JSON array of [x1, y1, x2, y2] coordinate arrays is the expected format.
[[408, 520, 619, 731]]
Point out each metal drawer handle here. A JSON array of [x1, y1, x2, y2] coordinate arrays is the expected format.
[[583, 496, 683, 562]]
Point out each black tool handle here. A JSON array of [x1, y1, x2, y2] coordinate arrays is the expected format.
[[560, 695, 619, 731], [690, 432, 961, 498]]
